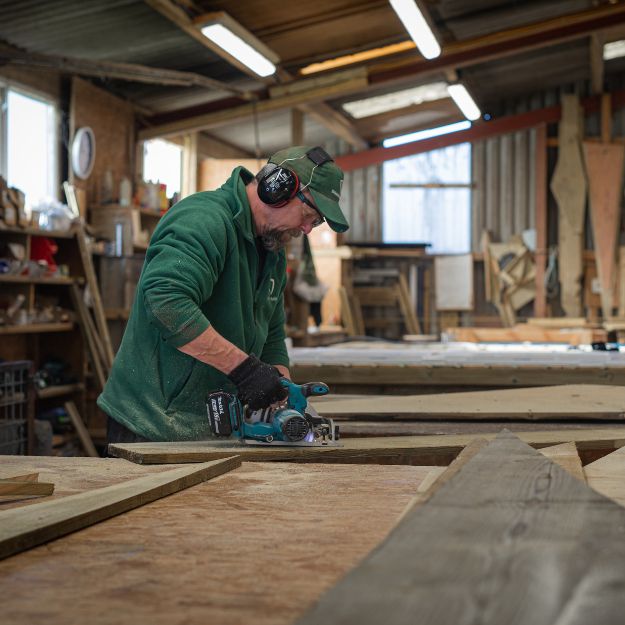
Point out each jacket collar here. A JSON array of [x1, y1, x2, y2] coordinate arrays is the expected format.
[[228, 166, 256, 243]]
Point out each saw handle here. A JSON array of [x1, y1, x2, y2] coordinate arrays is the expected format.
[[279, 380, 329, 414]]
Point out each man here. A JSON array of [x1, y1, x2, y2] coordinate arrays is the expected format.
[[98, 145, 349, 444]]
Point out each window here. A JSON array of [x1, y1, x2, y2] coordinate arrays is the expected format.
[[143, 139, 182, 199], [382, 143, 471, 253], [1, 87, 57, 213]]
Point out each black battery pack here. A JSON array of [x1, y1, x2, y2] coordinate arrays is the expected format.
[[206, 391, 238, 437]]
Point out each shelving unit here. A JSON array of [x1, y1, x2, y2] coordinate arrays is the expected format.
[[0, 224, 111, 454]]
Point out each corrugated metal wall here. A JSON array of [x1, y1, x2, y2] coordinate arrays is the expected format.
[[325, 138, 382, 242], [470, 128, 536, 251]]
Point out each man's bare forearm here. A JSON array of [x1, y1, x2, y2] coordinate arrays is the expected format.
[[178, 326, 247, 374], [178, 326, 290, 378]]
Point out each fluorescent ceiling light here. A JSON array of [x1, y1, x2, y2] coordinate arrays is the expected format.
[[604, 40, 625, 60], [389, 0, 441, 60], [447, 84, 481, 121], [198, 13, 278, 77], [383, 120, 471, 147], [342, 82, 449, 119]]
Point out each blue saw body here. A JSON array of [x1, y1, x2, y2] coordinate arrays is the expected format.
[[206, 379, 339, 446]]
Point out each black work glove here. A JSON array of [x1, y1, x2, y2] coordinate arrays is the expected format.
[[227, 355, 288, 410]]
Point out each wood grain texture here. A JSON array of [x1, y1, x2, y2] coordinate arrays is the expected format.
[[297, 432, 625, 625], [550, 95, 586, 317], [0, 462, 433, 625], [585, 445, 625, 506], [310, 384, 625, 420], [0, 456, 240, 560], [538, 442, 585, 481], [0, 482, 54, 497], [108, 427, 625, 466], [584, 141, 625, 316]]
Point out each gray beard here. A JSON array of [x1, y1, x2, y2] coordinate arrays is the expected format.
[[260, 228, 301, 251]]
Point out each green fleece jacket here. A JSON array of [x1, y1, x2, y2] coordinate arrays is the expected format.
[[97, 167, 289, 441]]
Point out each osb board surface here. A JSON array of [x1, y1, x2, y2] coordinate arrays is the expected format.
[[585, 446, 625, 507], [109, 428, 625, 465], [0, 456, 172, 510], [310, 384, 625, 420], [297, 433, 625, 625], [0, 462, 432, 625]]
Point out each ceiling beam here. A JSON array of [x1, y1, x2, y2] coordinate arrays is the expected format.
[[138, 71, 369, 140], [335, 90, 625, 171], [369, 2, 625, 87], [0, 45, 252, 98], [590, 33, 605, 95], [144, 0, 367, 148]]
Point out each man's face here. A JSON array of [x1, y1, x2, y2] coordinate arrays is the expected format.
[[260, 189, 324, 251]]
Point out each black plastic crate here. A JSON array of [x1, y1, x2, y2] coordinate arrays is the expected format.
[[0, 360, 33, 455]]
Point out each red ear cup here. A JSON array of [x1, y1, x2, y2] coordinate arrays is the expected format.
[[257, 165, 299, 206]]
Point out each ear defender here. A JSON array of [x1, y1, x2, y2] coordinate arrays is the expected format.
[[257, 163, 299, 207]]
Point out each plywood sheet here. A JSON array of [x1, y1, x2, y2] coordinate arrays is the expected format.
[[585, 445, 625, 507], [297, 432, 625, 625], [0, 457, 241, 560], [310, 384, 625, 420], [0, 462, 433, 625], [108, 427, 625, 465]]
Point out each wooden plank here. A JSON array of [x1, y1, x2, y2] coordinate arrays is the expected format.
[[539, 442, 585, 481], [64, 400, 99, 458], [0, 456, 241, 560], [0, 473, 39, 482], [308, 384, 625, 421], [0, 462, 433, 625], [584, 140, 625, 317], [550, 95, 586, 317], [526, 317, 590, 328], [108, 427, 625, 466], [292, 362, 625, 390], [446, 325, 603, 344], [584, 445, 625, 507], [0, 482, 54, 498], [74, 224, 115, 367], [534, 123, 548, 317], [296, 431, 625, 625]]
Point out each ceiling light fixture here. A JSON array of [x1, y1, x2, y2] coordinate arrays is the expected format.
[[383, 120, 471, 147], [389, 0, 441, 60], [196, 12, 278, 78], [342, 82, 449, 119], [447, 84, 481, 121]]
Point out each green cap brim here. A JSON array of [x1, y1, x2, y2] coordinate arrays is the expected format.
[[310, 189, 349, 233]]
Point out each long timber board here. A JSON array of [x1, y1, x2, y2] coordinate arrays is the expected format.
[[109, 427, 625, 465], [309, 384, 625, 420]]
